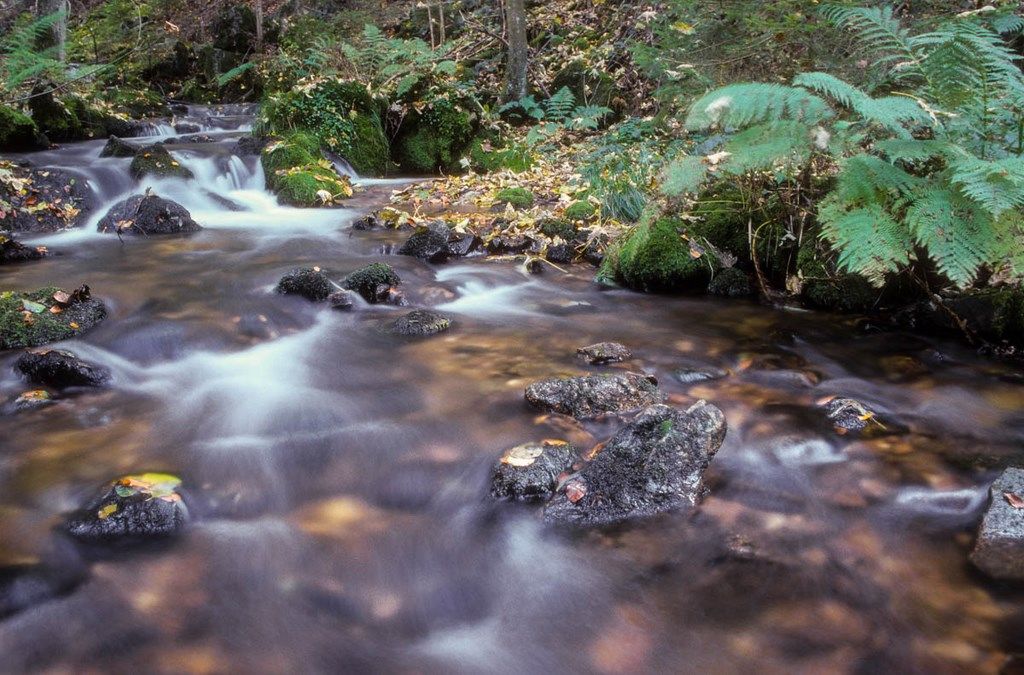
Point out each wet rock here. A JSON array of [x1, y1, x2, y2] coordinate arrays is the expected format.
[[525, 372, 662, 419], [544, 401, 727, 526], [99, 135, 138, 158], [0, 546, 88, 619], [388, 309, 452, 336], [545, 243, 574, 264], [970, 468, 1024, 581], [3, 389, 54, 414], [129, 144, 194, 180], [96, 194, 202, 235], [486, 233, 532, 255], [234, 135, 267, 156], [447, 232, 481, 258], [577, 341, 632, 365], [821, 397, 876, 433], [0, 237, 47, 264], [342, 263, 401, 304], [65, 473, 189, 541], [173, 122, 201, 134], [15, 350, 111, 388], [490, 441, 578, 500], [328, 289, 360, 311], [708, 268, 752, 298], [276, 267, 333, 302], [397, 221, 480, 263], [377, 285, 406, 306], [674, 366, 728, 384], [0, 285, 106, 351], [352, 214, 381, 230], [177, 134, 218, 144], [0, 165, 93, 233]]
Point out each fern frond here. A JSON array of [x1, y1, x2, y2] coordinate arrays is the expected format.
[[855, 96, 932, 137], [818, 197, 913, 284], [820, 5, 921, 78], [216, 62, 255, 87], [793, 72, 867, 108], [904, 184, 999, 286], [831, 154, 920, 205], [685, 83, 832, 131], [718, 120, 814, 174], [545, 87, 576, 122], [660, 155, 708, 197], [873, 138, 960, 162], [948, 155, 1024, 217]]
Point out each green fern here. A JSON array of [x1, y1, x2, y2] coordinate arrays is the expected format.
[[686, 83, 832, 130], [818, 198, 912, 284], [545, 87, 576, 122], [0, 11, 66, 92]]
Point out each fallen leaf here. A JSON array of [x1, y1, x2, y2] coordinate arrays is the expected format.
[[501, 444, 544, 467], [97, 503, 118, 519], [1004, 491, 1024, 509], [565, 479, 587, 503]]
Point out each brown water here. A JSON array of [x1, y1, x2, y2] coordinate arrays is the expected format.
[[0, 107, 1022, 674]]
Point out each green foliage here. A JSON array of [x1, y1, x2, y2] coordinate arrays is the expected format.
[[564, 201, 597, 221], [500, 87, 612, 138], [668, 5, 1024, 289], [392, 90, 475, 174], [600, 217, 718, 292], [0, 11, 66, 93], [0, 105, 45, 151], [495, 187, 534, 209], [0, 287, 73, 349]]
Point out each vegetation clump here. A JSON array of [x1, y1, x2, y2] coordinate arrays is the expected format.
[[0, 286, 106, 350], [599, 218, 717, 293], [0, 105, 47, 151], [494, 187, 534, 209]]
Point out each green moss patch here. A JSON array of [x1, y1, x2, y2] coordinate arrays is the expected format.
[[0, 105, 46, 151], [564, 200, 597, 221], [0, 286, 106, 350], [599, 218, 718, 293], [494, 187, 534, 209]]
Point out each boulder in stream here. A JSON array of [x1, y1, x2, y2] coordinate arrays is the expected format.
[[0, 285, 106, 351], [97, 194, 202, 235], [397, 221, 481, 263], [820, 397, 877, 434], [276, 267, 333, 302], [544, 402, 727, 526], [491, 441, 578, 500], [328, 289, 360, 311], [970, 468, 1024, 581], [99, 135, 138, 158], [0, 165, 94, 233], [15, 350, 111, 388], [342, 263, 402, 304], [0, 237, 47, 264], [577, 341, 632, 365], [129, 144, 195, 180], [65, 473, 189, 542], [3, 389, 54, 414], [388, 309, 452, 336], [525, 372, 661, 419]]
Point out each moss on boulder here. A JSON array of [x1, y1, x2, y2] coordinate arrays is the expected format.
[[0, 105, 47, 151], [274, 168, 352, 207], [468, 136, 532, 173], [342, 262, 401, 304], [130, 144, 194, 180], [392, 94, 475, 174], [0, 286, 106, 351], [802, 274, 877, 313], [564, 200, 597, 221], [599, 218, 718, 293]]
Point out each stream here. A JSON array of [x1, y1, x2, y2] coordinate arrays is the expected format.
[[0, 105, 1022, 673]]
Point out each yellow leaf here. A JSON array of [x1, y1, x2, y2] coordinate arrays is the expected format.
[[97, 503, 118, 519]]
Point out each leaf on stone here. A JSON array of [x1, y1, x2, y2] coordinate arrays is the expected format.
[[97, 503, 118, 519], [52, 290, 70, 305], [21, 299, 46, 313], [565, 479, 587, 503], [501, 444, 544, 467], [1004, 491, 1024, 509]]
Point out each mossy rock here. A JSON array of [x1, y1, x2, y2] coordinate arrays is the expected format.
[[130, 145, 194, 180], [0, 105, 47, 151], [342, 263, 401, 303], [0, 286, 106, 351], [708, 267, 752, 298], [468, 136, 532, 173], [564, 200, 597, 221], [494, 187, 534, 209], [261, 133, 320, 181], [392, 96, 475, 174], [689, 184, 790, 278], [538, 219, 577, 241], [599, 218, 718, 293], [346, 111, 390, 176], [802, 274, 877, 313], [946, 288, 1024, 346], [273, 167, 352, 207], [28, 85, 82, 142]]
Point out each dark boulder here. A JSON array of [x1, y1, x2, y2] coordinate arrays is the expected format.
[[65, 473, 189, 542], [342, 263, 401, 304], [708, 268, 752, 298], [129, 144, 194, 180], [15, 350, 111, 388], [490, 441, 578, 500], [173, 122, 201, 134], [525, 372, 662, 419], [0, 237, 47, 264], [234, 135, 267, 156], [545, 243, 574, 264], [351, 214, 381, 230], [397, 222, 480, 263], [486, 233, 532, 255], [0, 165, 93, 233], [328, 289, 360, 311], [0, 285, 106, 351], [276, 267, 333, 302], [388, 309, 452, 336], [0, 104, 48, 151], [99, 135, 138, 158], [447, 232, 481, 258], [544, 402, 727, 526], [97, 194, 202, 235], [970, 468, 1024, 581], [821, 397, 876, 433], [577, 341, 632, 365], [0, 544, 88, 619]]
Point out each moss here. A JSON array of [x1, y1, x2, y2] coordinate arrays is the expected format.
[[689, 184, 790, 279], [0, 105, 46, 151], [708, 267, 752, 298], [797, 237, 829, 278], [564, 201, 597, 221], [346, 112, 390, 176], [601, 218, 718, 293], [130, 144, 195, 180], [495, 187, 534, 209], [274, 168, 351, 207], [0, 287, 105, 350], [803, 274, 877, 313], [342, 262, 401, 303], [28, 90, 82, 142], [261, 133, 320, 181], [393, 98, 475, 174], [538, 219, 577, 241], [468, 137, 533, 173]]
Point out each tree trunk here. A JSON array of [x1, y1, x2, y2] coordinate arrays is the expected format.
[[255, 0, 264, 52], [503, 0, 528, 102], [37, 0, 69, 62]]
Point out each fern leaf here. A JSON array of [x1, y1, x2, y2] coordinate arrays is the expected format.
[[854, 96, 932, 137], [660, 155, 708, 197], [831, 154, 920, 205], [545, 87, 576, 123], [718, 120, 814, 175], [216, 62, 255, 87], [793, 72, 867, 108], [948, 155, 1024, 217], [873, 139, 960, 162], [820, 5, 921, 79], [686, 83, 832, 131], [818, 196, 912, 284]]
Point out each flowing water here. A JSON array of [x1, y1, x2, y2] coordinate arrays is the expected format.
[[0, 105, 1022, 674]]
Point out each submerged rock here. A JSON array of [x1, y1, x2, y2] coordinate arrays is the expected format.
[[970, 468, 1024, 581], [99, 135, 138, 158], [674, 366, 728, 384], [97, 194, 202, 235], [0, 237, 47, 264], [129, 144, 194, 180], [0, 285, 106, 351], [525, 372, 661, 419], [821, 397, 876, 433], [276, 267, 333, 302], [0, 543, 88, 619], [490, 441, 578, 500], [3, 389, 54, 414], [388, 309, 452, 336], [65, 473, 189, 541], [544, 402, 727, 526], [342, 263, 401, 304], [708, 268, 752, 298], [577, 341, 632, 365], [15, 350, 111, 388]]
